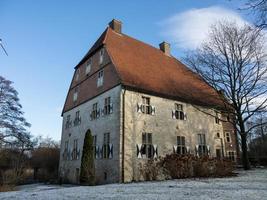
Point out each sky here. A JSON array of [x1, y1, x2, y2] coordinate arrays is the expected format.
[[0, 0, 252, 141]]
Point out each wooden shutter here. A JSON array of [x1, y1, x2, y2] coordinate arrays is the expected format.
[[153, 145, 158, 158], [151, 106, 156, 115], [195, 145, 199, 157], [137, 103, 142, 113], [110, 103, 113, 114], [97, 109, 100, 118], [136, 144, 142, 158], [109, 144, 113, 159], [207, 145, 210, 156], [173, 145, 177, 153], [172, 110, 176, 119]]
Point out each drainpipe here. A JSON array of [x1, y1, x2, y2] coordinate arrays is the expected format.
[[121, 88, 126, 183]]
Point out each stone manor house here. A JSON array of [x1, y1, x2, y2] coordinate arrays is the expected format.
[[59, 19, 239, 184]]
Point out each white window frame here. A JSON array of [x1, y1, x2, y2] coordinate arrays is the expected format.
[[85, 59, 91, 75], [97, 70, 104, 87]]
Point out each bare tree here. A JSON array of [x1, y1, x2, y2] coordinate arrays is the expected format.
[[243, 0, 267, 29], [184, 21, 267, 170]]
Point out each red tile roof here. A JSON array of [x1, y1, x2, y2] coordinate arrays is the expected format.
[[76, 27, 225, 108]]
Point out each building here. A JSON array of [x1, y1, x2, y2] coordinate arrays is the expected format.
[[59, 19, 239, 184]]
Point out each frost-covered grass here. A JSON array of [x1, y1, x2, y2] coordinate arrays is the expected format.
[[0, 169, 267, 200]]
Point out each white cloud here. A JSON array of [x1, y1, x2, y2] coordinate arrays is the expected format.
[[160, 6, 249, 50]]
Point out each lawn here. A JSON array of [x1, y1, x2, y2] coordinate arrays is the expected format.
[[0, 169, 266, 200]]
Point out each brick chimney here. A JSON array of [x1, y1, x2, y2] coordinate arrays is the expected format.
[[159, 41, 170, 56], [109, 19, 122, 34]]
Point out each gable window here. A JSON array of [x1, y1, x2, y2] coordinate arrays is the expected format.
[[73, 87, 78, 102], [225, 132, 231, 143], [172, 103, 185, 120], [228, 151, 235, 161], [176, 136, 186, 155], [74, 111, 81, 126], [85, 59, 91, 75], [103, 133, 110, 159], [72, 139, 78, 160], [75, 69, 80, 81], [65, 115, 72, 129], [97, 70, 104, 87], [197, 134, 207, 156], [104, 97, 113, 115], [91, 103, 98, 120], [141, 133, 153, 159], [99, 49, 104, 65], [215, 111, 220, 124]]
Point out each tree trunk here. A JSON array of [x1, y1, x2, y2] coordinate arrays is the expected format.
[[240, 132, 251, 170]]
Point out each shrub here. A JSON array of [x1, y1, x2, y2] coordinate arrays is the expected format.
[[139, 154, 234, 181], [80, 129, 95, 185]]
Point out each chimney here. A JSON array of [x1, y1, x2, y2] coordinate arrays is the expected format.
[[159, 41, 170, 56], [109, 19, 122, 34]]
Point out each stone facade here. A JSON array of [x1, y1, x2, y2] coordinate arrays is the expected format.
[[122, 89, 228, 182], [59, 85, 122, 184]]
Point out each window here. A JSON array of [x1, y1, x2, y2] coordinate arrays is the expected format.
[[73, 87, 78, 102], [228, 151, 235, 161], [176, 136, 186, 155], [74, 111, 81, 126], [73, 139, 78, 160], [141, 133, 153, 158], [104, 97, 112, 115], [85, 59, 91, 75], [225, 132, 231, 143], [142, 97, 151, 114], [65, 115, 71, 129], [75, 69, 80, 81], [99, 49, 104, 64], [91, 103, 98, 120], [197, 134, 207, 156], [215, 111, 220, 124], [173, 103, 184, 120], [217, 132, 220, 138], [97, 70, 104, 87], [64, 141, 69, 152], [103, 133, 110, 159]]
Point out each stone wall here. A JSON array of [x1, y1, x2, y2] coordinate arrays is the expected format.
[[122, 89, 225, 182], [59, 85, 122, 184]]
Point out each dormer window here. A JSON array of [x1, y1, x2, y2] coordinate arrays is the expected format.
[[86, 59, 91, 75], [75, 69, 80, 81], [97, 70, 104, 87], [99, 49, 104, 65]]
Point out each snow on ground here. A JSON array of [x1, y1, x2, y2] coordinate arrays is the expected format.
[[0, 169, 267, 200]]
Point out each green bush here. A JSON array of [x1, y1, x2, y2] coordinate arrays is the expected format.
[[80, 130, 95, 185]]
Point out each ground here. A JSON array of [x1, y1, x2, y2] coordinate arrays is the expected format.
[[0, 169, 266, 200]]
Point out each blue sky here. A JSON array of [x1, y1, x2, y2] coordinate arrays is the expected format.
[[0, 0, 250, 140]]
